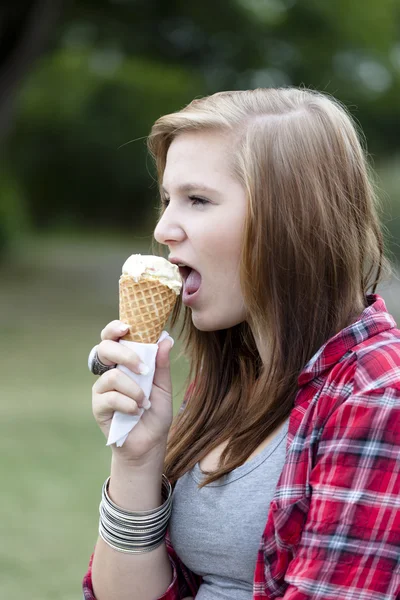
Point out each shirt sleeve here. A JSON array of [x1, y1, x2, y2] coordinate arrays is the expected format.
[[281, 386, 400, 599], [82, 551, 96, 600], [82, 535, 201, 600]]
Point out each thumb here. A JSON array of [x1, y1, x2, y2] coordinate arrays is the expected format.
[[153, 336, 174, 393]]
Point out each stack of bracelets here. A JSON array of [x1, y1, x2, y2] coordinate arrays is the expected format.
[[99, 474, 172, 554]]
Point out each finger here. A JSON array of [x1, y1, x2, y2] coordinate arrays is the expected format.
[[93, 390, 141, 418], [97, 339, 148, 375], [93, 368, 146, 406], [100, 320, 130, 342], [153, 337, 174, 394]]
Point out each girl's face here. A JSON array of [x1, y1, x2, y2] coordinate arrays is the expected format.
[[154, 130, 248, 331]]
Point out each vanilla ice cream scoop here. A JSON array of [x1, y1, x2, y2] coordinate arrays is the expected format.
[[122, 254, 182, 294]]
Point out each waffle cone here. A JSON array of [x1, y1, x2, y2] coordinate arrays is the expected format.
[[119, 275, 178, 344]]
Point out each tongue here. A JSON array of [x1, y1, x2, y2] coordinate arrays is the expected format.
[[185, 269, 202, 295]]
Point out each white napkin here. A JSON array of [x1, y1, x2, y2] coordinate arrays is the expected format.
[[106, 330, 171, 447]]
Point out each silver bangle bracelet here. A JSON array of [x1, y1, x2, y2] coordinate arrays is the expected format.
[[98, 474, 172, 554]]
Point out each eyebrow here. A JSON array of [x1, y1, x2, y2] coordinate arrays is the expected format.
[[161, 182, 220, 196]]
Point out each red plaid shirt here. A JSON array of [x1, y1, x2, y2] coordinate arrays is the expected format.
[[83, 294, 400, 599]]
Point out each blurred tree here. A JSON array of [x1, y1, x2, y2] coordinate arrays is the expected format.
[[0, 1, 66, 143], [65, 0, 400, 153], [0, 1, 67, 256], [8, 49, 202, 231], [1, 0, 400, 250]]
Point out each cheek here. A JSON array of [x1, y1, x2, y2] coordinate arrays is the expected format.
[[200, 215, 244, 262], [205, 239, 245, 305]]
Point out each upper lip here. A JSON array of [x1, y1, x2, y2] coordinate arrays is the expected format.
[[168, 256, 195, 270]]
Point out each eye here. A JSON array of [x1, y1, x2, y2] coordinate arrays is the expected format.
[[160, 195, 169, 208], [189, 195, 208, 206], [160, 195, 209, 208]]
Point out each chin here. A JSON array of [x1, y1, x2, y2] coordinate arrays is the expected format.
[[191, 311, 245, 332]]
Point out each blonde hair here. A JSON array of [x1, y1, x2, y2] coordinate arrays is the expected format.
[[148, 87, 392, 487]]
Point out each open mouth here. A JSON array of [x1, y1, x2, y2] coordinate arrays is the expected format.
[[178, 266, 202, 297], [178, 266, 192, 282]]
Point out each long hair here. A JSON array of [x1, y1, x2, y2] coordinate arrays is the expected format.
[[148, 87, 392, 488]]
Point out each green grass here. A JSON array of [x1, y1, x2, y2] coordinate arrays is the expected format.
[[1, 232, 399, 599], [0, 233, 189, 599]]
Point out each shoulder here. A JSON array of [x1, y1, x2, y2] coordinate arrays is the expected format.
[[309, 328, 400, 431], [351, 327, 400, 395], [320, 328, 400, 445]]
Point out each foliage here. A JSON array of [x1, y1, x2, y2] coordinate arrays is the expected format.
[[7, 48, 202, 231], [57, 0, 400, 153], [0, 171, 30, 258], [2, 0, 400, 248], [376, 157, 400, 260]]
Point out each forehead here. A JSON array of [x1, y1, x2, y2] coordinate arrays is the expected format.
[[162, 130, 234, 190]]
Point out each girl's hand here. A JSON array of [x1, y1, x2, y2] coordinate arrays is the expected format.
[[91, 320, 174, 466]]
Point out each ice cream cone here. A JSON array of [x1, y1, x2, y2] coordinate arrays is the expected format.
[[119, 274, 178, 344]]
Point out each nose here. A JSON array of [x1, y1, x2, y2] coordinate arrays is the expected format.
[[154, 207, 186, 246]]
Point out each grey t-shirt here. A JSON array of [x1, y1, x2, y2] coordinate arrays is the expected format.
[[169, 419, 289, 599]]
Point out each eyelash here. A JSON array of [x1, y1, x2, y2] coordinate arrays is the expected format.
[[161, 196, 209, 208]]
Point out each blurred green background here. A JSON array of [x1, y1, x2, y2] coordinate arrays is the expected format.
[[1, 1, 399, 598]]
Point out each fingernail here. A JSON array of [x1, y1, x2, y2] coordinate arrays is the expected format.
[[166, 335, 174, 348], [119, 323, 129, 331], [142, 399, 151, 410], [139, 363, 150, 376]]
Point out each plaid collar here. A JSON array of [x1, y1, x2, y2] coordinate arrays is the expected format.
[[297, 294, 397, 389]]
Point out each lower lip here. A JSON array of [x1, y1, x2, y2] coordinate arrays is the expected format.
[[182, 284, 201, 306]]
